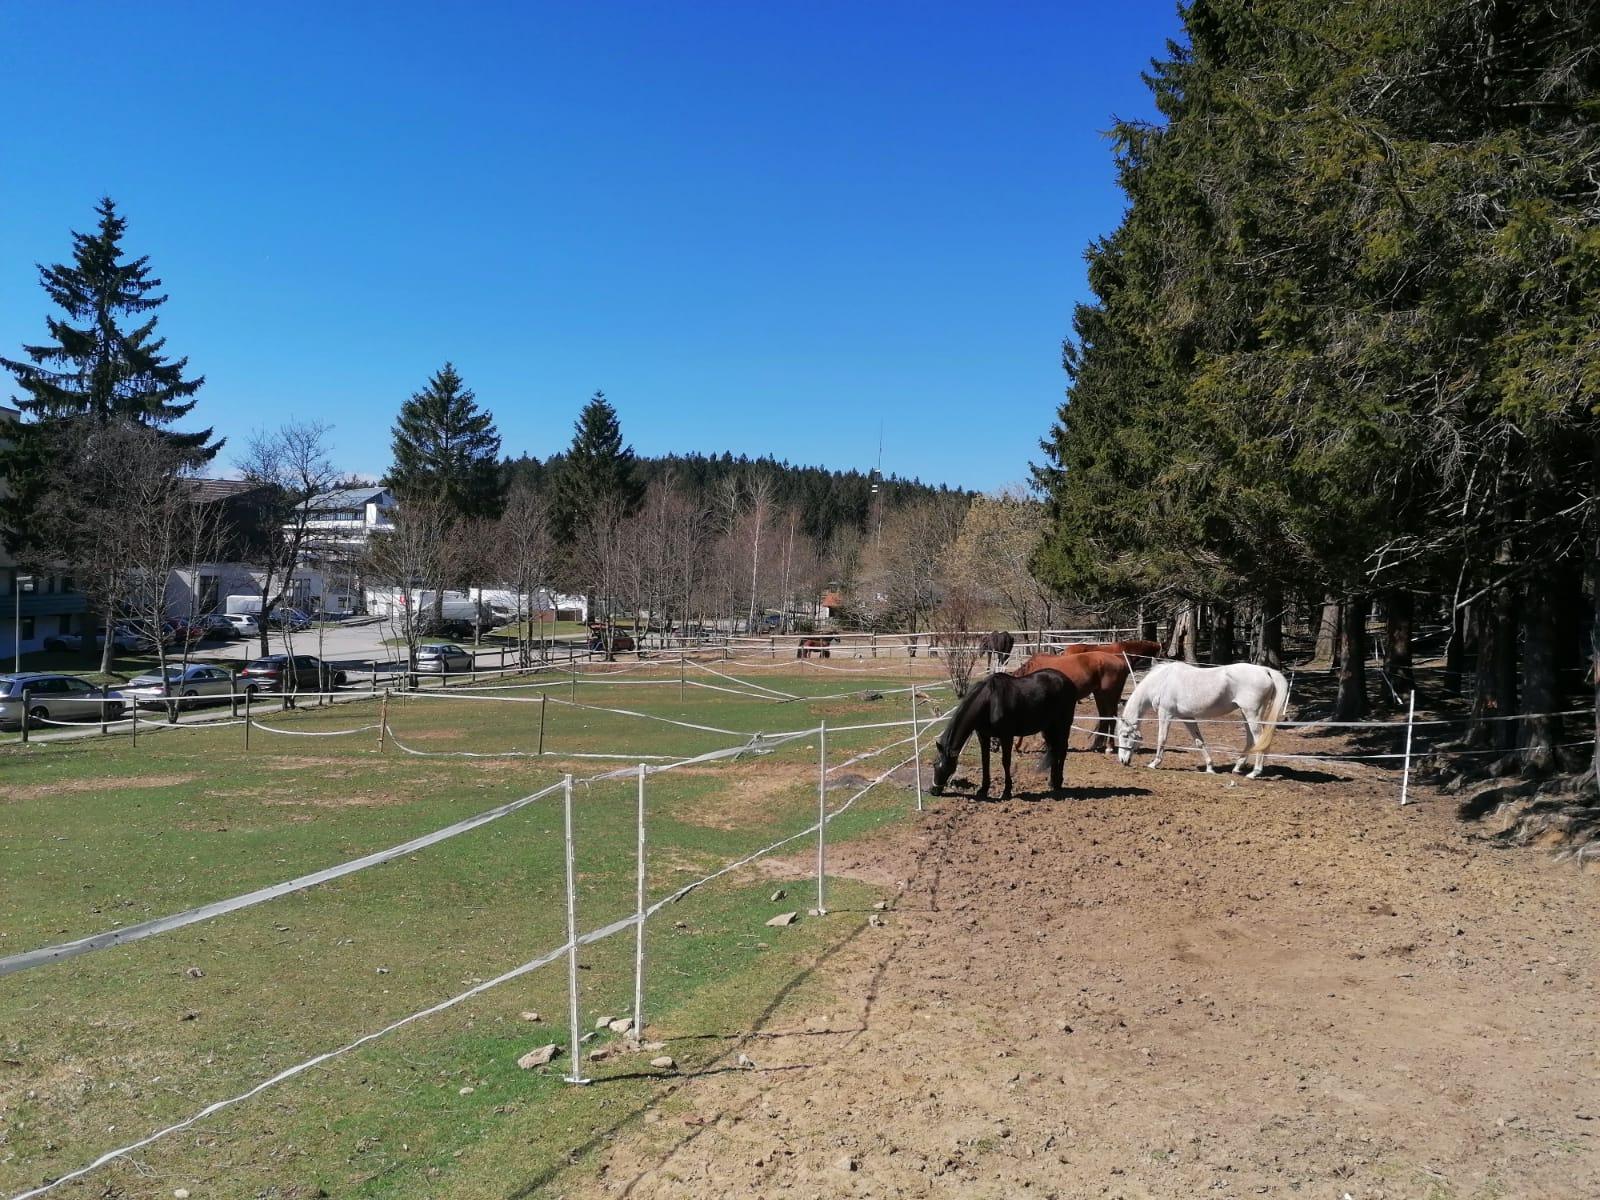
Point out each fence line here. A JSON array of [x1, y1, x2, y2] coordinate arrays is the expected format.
[[7, 736, 923, 1200]]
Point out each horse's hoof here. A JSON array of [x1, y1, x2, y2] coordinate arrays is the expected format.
[[1203, 765, 1215, 774], [1147, 761, 1159, 769], [1248, 769, 1263, 779]]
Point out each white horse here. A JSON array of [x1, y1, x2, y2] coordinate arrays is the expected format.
[[1116, 661, 1290, 778]]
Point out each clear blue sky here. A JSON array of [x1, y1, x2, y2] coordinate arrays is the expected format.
[[0, 2, 1180, 491]]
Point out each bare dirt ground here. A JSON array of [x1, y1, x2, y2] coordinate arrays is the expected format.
[[568, 738, 1600, 1200]]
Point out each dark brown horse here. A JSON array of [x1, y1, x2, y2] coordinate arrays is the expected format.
[[1016, 650, 1130, 752], [797, 636, 836, 659], [978, 630, 1015, 665], [930, 669, 1081, 799]]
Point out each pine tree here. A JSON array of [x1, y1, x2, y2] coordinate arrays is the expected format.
[[1, 197, 216, 548], [552, 391, 644, 540], [387, 363, 504, 519]]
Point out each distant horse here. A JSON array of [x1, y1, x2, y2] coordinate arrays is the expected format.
[[1116, 661, 1290, 778], [1016, 650, 1130, 752], [1056, 639, 1163, 669], [930, 669, 1081, 799], [797, 636, 836, 659], [978, 630, 1015, 667]]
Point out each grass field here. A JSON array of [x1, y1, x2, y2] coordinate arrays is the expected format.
[[0, 661, 946, 1198]]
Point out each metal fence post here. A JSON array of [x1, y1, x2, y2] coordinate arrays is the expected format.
[[633, 762, 647, 1039], [370, 661, 378, 695], [243, 689, 251, 750], [130, 700, 138, 748], [816, 720, 828, 915], [561, 774, 589, 1084], [679, 652, 686, 703], [538, 693, 547, 756], [912, 687, 924, 813], [1398, 689, 1417, 807]]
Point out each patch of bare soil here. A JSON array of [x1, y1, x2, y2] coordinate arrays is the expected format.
[[668, 761, 820, 830], [569, 745, 1600, 1199], [5, 773, 197, 802]]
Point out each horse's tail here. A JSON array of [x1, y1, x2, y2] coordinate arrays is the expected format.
[[1254, 668, 1291, 756]]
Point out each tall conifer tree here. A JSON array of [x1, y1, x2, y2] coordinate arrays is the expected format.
[[387, 362, 504, 519], [552, 391, 643, 539], [1, 197, 216, 549]]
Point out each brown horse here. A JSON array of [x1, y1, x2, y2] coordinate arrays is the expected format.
[[797, 636, 836, 659], [1016, 650, 1130, 752], [1053, 639, 1163, 669]]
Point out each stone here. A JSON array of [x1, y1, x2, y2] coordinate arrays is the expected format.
[[766, 911, 799, 927], [184, 967, 204, 979], [589, 1045, 613, 1062], [869, 915, 886, 928], [174, 1191, 190, 1200], [641, 1040, 667, 1051], [595, 1015, 615, 1030], [519, 1011, 541, 1023], [872, 900, 889, 911], [608, 1017, 634, 1035], [651, 1055, 676, 1070], [458, 1086, 474, 1096], [770, 889, 786, 902], [835, 1155, 859, 1172], [516, 1043, 560, 1069]]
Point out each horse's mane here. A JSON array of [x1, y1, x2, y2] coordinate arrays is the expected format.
[[938, 674, 1006, 752]]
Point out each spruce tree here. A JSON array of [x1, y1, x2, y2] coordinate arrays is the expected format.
[[387, 362, 504, 519], [553, 391, 643, 539], [1, 197, 216, 548]]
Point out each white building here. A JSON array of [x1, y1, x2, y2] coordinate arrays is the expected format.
[[297, 486, 396, 552]]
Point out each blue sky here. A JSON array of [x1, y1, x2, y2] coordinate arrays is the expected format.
[[0, 2, 1180, 491]]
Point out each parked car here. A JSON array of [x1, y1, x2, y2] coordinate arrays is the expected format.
[[121, 663, 237, 709], [266, 607, 312, 632], [239, 654, 344, 694], [196, 613, 243, 640], [42, 633, 85, 652], [414, 643, 474, 675], [416, 615, 481, 640], [0, 673, 125, 730], [163, 618, 207, 646], [221, 613, 261, 640]]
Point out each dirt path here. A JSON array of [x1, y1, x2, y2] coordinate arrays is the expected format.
[[569, 746, 1600, 1200]]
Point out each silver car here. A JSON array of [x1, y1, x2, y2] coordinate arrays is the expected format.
[[122, 664, 237, 709], [0, 673, 126, 730], [414, 643, 474, 675]]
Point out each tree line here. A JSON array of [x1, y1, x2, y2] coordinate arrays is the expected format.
[[1034, 0, 1597, 776]]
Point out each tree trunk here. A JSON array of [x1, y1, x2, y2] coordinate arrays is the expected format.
[[1212, 604, 1235, 664], [1313, 597, 1341, 669], [98, 610, 115, 675], [1442, 599, 1467, 695], [1334, 595, 1369, 720], [1258, 585, 1283, 669], [1519, 576, 1563, 775], [1384, 588, 1415, 698], [1469, 566, 1519, 752], [1590, 549, 1599, 786], [1139, 606, 1157, 642]]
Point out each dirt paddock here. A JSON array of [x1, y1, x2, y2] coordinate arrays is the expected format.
[[574, 742, 1600, 1199]]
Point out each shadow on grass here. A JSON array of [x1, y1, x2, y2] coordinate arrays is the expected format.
[[504, 916, 871, 1199]]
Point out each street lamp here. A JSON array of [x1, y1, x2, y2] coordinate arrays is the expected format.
[[14, 572, 36, 673]]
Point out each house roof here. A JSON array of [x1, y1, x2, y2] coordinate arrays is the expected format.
[[186, 478, 272, 503], [305, 486, 391, 511]]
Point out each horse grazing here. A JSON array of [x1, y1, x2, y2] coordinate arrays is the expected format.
[[1116, 661, 1290, 778], [797, 636, 835, 659], [1056, 639, 1163, 669], [978, 630, 1015, 666], [1015, 650, 1130, 752], [930, 669, 1080, 799]]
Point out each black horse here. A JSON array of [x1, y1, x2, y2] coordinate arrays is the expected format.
[[930, 669, 1078, 799], [978, 630, 1015, 666]]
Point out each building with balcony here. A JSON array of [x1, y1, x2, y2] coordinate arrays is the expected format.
[[1, 404, 90, 658]]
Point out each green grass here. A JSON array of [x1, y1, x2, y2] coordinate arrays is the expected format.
[[0, 664, 943, 1196]]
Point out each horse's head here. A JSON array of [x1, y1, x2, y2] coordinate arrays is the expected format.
[[1115, 715, 1142, 766], [930, 735, 958, 794]]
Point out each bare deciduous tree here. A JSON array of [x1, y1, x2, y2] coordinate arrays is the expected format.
[[365, 500, 453, 684]]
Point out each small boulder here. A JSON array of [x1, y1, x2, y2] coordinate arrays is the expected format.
[[174, 1191, 191, 1200], [770, 889, 786, 902], [608, 1017, 634, 1035], [589, 1045, 613, 1062], [595, 1015, 615, 1031], [651, 1055, 677, 1070], [184, 967, 205, 979], [519, 1011, 541, 1023], [458, 1086, 474, 1096], [872, 900, 889, 911], [869, 914, 886, 928], [766, 911, 799, 927], [516, 1043, 560, 1069]]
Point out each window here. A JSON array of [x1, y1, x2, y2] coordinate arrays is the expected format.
[[61, 678, 92, 696], [20, 617, 34, 640], [60, 576, 75, 594]]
